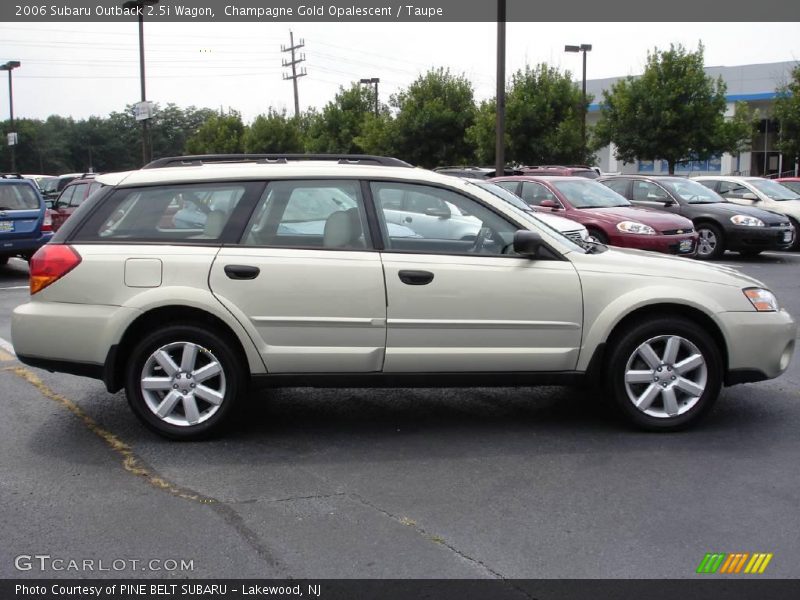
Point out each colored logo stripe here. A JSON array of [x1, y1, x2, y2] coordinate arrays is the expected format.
[[697, 553, 773, 574]]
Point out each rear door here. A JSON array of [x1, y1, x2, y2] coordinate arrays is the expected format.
[[370, 180, 583, 373], [210, 179, 387, 373]]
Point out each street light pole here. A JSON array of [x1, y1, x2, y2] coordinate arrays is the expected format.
[[359, 78, 380, 116], [122, 0, 159, 165], [1, 60, 21, 172], [565, 43, 592, 160]]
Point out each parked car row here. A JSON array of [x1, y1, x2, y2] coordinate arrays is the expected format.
[[9, 154, 798, 440], [0, 173, 53, 265], [428, 170, 796, 261]]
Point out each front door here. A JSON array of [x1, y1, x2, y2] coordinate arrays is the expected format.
[[370, 181, 583, 373]]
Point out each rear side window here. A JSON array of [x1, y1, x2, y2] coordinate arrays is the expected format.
[[242, 180, 370, 249], [0, 183, 40, 210], [601, 178, 630, 197], [73, 183, 248, 243]]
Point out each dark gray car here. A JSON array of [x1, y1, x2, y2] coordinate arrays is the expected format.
[[599, 175, 794, 259]]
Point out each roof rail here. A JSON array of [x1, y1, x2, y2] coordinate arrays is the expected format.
[[143, 154, 414, 169], [0, 173, 24, 179]]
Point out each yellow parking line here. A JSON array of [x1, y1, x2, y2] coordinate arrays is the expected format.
[[0, 349, 14, 361], [3, 365, 217, 505]]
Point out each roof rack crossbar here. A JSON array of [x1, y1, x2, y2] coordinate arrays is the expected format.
[[143, 154, 413, 169], [0, 173, 24, 179]]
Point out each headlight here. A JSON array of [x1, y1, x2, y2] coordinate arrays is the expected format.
[[731, 215, 765, 227], [616, 221, 656, 235], [744, 288, 779, 312]]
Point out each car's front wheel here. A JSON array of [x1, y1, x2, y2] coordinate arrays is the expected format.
[[125, 324, 244, 440], [695, 223, 725, 260], [606, 317, 722, 431]]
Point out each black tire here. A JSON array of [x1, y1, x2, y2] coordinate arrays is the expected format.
[[0, 256, 8, 266], [694, 222, 725, 260], [587, 228, 609, 245], [738, 249, 762, 258], [605, 316, 722, 431], [789, 218, 800, 252], [125, 323, 245, 440]]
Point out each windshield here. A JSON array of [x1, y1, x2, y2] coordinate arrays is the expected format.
[[464, 180, 588, 253], [472, 181, 532, 212], [0, 183, 40, 210], [779, 181, 800, 194], [748, 179, 800, 201], [660, 179, 724, 204], [551, 180, 631, 209]]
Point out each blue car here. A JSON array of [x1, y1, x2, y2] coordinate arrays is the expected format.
[[0, 174, 53, 265]]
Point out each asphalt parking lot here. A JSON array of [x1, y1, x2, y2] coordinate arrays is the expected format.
[[1, 252, 798, 580]]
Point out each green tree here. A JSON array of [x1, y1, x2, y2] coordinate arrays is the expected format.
[[594, 43, 753, 174], [151, 103, 217, 159], [185, 110, 245, 154], [243, 109, 305, 153], [354, 113, 396, 156], [305, 84, 375, 153], [391, 68, 476, 168], [774, 64, 800, 170]]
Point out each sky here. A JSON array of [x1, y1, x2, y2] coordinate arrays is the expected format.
[[1, 21, 798, 123]]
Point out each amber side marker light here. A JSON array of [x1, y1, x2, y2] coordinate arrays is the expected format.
[[29, 245, 82, 295]]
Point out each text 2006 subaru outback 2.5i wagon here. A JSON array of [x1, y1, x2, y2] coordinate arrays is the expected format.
[[11, 155, 797, 439]]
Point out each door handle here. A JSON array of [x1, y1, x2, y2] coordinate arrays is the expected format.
[[224, 264, 260, 280], [398, 270, 434, 285]]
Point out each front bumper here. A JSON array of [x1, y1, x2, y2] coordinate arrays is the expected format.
[[719, 309, 796, 385], [725, 223, 794, 251], [610, 232, 698, 256]]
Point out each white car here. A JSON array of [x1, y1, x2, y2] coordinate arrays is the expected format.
[[11, 154, 796, 439], [693, 176, 800, 251]]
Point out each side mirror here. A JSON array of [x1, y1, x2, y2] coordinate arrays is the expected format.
[[539, 199, 559, 209], [742, 192, 759, 201], [663, 198, 676, 206], [513, 230, 544, 257], [424, 207, 451, 218]]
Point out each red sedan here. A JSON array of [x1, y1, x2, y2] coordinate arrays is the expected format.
[[776, 177, 800, 195], [491, 175, 698, 256]]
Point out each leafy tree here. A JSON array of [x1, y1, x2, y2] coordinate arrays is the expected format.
[[243, 109, 305, 153], [390, 68, 476, 168], [305, 84, 375, 153], [185, 110, 245, 155], [151, 103, 217, 159], [468, 65, 591, 166], [354, 113, 396, 157], [774, 64, 800, 170], [594, 43, 753, 174]]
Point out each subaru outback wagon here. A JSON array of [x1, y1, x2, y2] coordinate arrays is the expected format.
[[11, 154, 797, 439]]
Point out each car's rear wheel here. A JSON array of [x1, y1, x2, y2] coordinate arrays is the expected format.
[[125, 324, 244, 440], [606, 317, 722, 431], [695, 223, 725, 260]]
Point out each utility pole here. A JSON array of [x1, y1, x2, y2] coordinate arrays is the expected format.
[[360, 78, 380, 116], [495, 0, 506, 177], [281, 31, 307, 118], [1, 61, 21, 172]]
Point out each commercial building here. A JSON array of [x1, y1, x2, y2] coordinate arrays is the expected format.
[[587, 60, 798, 176]]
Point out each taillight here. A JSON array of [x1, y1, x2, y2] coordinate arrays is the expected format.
[[41, 209, 53, 232], [29, 245, 82, 295]]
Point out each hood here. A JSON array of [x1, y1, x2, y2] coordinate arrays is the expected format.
[[688, 201, 790, 224], [575, 245, 765, 288], [576, 206, 694, 231]]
